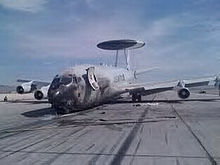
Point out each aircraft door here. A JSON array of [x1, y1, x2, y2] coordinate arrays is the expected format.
[[86, 67, 99, 91]]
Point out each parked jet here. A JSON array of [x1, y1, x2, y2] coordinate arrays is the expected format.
[[16, 39, 219, 114], [16, 79, 50, 100]]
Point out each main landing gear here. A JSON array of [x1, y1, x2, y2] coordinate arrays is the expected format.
[[132, 93, 142, 102]]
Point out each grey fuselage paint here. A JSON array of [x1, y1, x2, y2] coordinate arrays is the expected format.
[[48, 64, 134, 112]]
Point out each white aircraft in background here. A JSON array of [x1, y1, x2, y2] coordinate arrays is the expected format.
[[16, 79, 50, 100], [16, 39, 220, 114]]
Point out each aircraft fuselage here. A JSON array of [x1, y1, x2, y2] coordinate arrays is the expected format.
[[48, 65, 134, 113]]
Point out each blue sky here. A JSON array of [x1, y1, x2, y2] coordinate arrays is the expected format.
[[0, 0, 220, 84]]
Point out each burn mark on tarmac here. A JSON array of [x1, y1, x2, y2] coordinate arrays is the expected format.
[[176, 158, 180, 165], [109, 107, 149, 165], [165, 131, 168, 145], [32, 127, 86, 153], [86, 144, 95, 151], [0, 132, 60, 160], [43, 144, 79, 164], [42, 127, 88, 164], [88, 146, 106, 165], [105, 124, 123, 132], [0, 119, 56, 140], [156, 116, 176, 119], [0, 132, 38, 150], [34, 127, 88, 165], [75, 130, 91, 140], [140, 125, 144, 134], [109, 132, 126, 154], [57, 112, 175, 128], [129, 138, 142, 165]]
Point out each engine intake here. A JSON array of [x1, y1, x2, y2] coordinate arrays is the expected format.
[[34, 90, 44, 100], [16, 86, 24, 94], [34, 85, 50, 100], [178, 88, 190, 99]]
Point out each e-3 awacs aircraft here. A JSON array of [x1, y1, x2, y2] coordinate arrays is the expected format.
[[16, 39, 220, 114]]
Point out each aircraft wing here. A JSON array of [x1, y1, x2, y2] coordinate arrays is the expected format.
[[122, 76, 215, 97]]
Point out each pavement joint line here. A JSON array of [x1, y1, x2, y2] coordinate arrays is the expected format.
[[0, 149, 213, 159], [171, 104, 217, 165]]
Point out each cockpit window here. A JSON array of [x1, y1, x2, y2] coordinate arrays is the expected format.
[[60, 76, 72, 85], [51, 75, 60, 89], [72, 77, 77, 83], [50, 75, 80, 90]]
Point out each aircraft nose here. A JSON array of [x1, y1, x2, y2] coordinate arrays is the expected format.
[[51, 84, 77, 105], [50, 84, 79, 113], [53, 91, 62, 102]]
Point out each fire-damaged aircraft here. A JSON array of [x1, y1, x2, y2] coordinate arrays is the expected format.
[[16, 39, 220, 114]]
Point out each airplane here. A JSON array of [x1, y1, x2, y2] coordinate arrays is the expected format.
[[15, 39, 220, 114], [16, 79, 50, 100]]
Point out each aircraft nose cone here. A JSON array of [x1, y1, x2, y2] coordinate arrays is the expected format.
[[53, 91, 62, 101], [51, 84, 76, 104]]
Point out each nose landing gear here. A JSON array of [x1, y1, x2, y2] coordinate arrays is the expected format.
[[132, 93, 142, 102]]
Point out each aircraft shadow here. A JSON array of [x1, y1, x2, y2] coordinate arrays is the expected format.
[[17, 98, 220, 118], [22, 107, 55, 118]]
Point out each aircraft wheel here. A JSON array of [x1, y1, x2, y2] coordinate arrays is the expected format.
[[132, 94, 137, 102], [137, 94, 142, 102]]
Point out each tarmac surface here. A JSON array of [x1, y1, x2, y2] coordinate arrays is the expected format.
[[0, 90, 220, 165]]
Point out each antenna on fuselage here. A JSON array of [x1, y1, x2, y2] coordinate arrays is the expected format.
[[97, 39, 145, 70]]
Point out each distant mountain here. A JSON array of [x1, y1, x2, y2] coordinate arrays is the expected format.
[[0, 85, 16, 94]]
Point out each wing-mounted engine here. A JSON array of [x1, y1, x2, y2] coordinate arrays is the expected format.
[[175, 80, 190, 99], [86, 67, 99, 91], [34, 85, 50, 100], [16, 81, 36, 94], [214, 76, 220, 87], [177, 88, 190, 99]]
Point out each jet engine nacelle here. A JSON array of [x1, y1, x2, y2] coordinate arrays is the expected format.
[[34, 85, 50, 100], [16, 81, 35, 94], [177, 88, 190, 99]]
